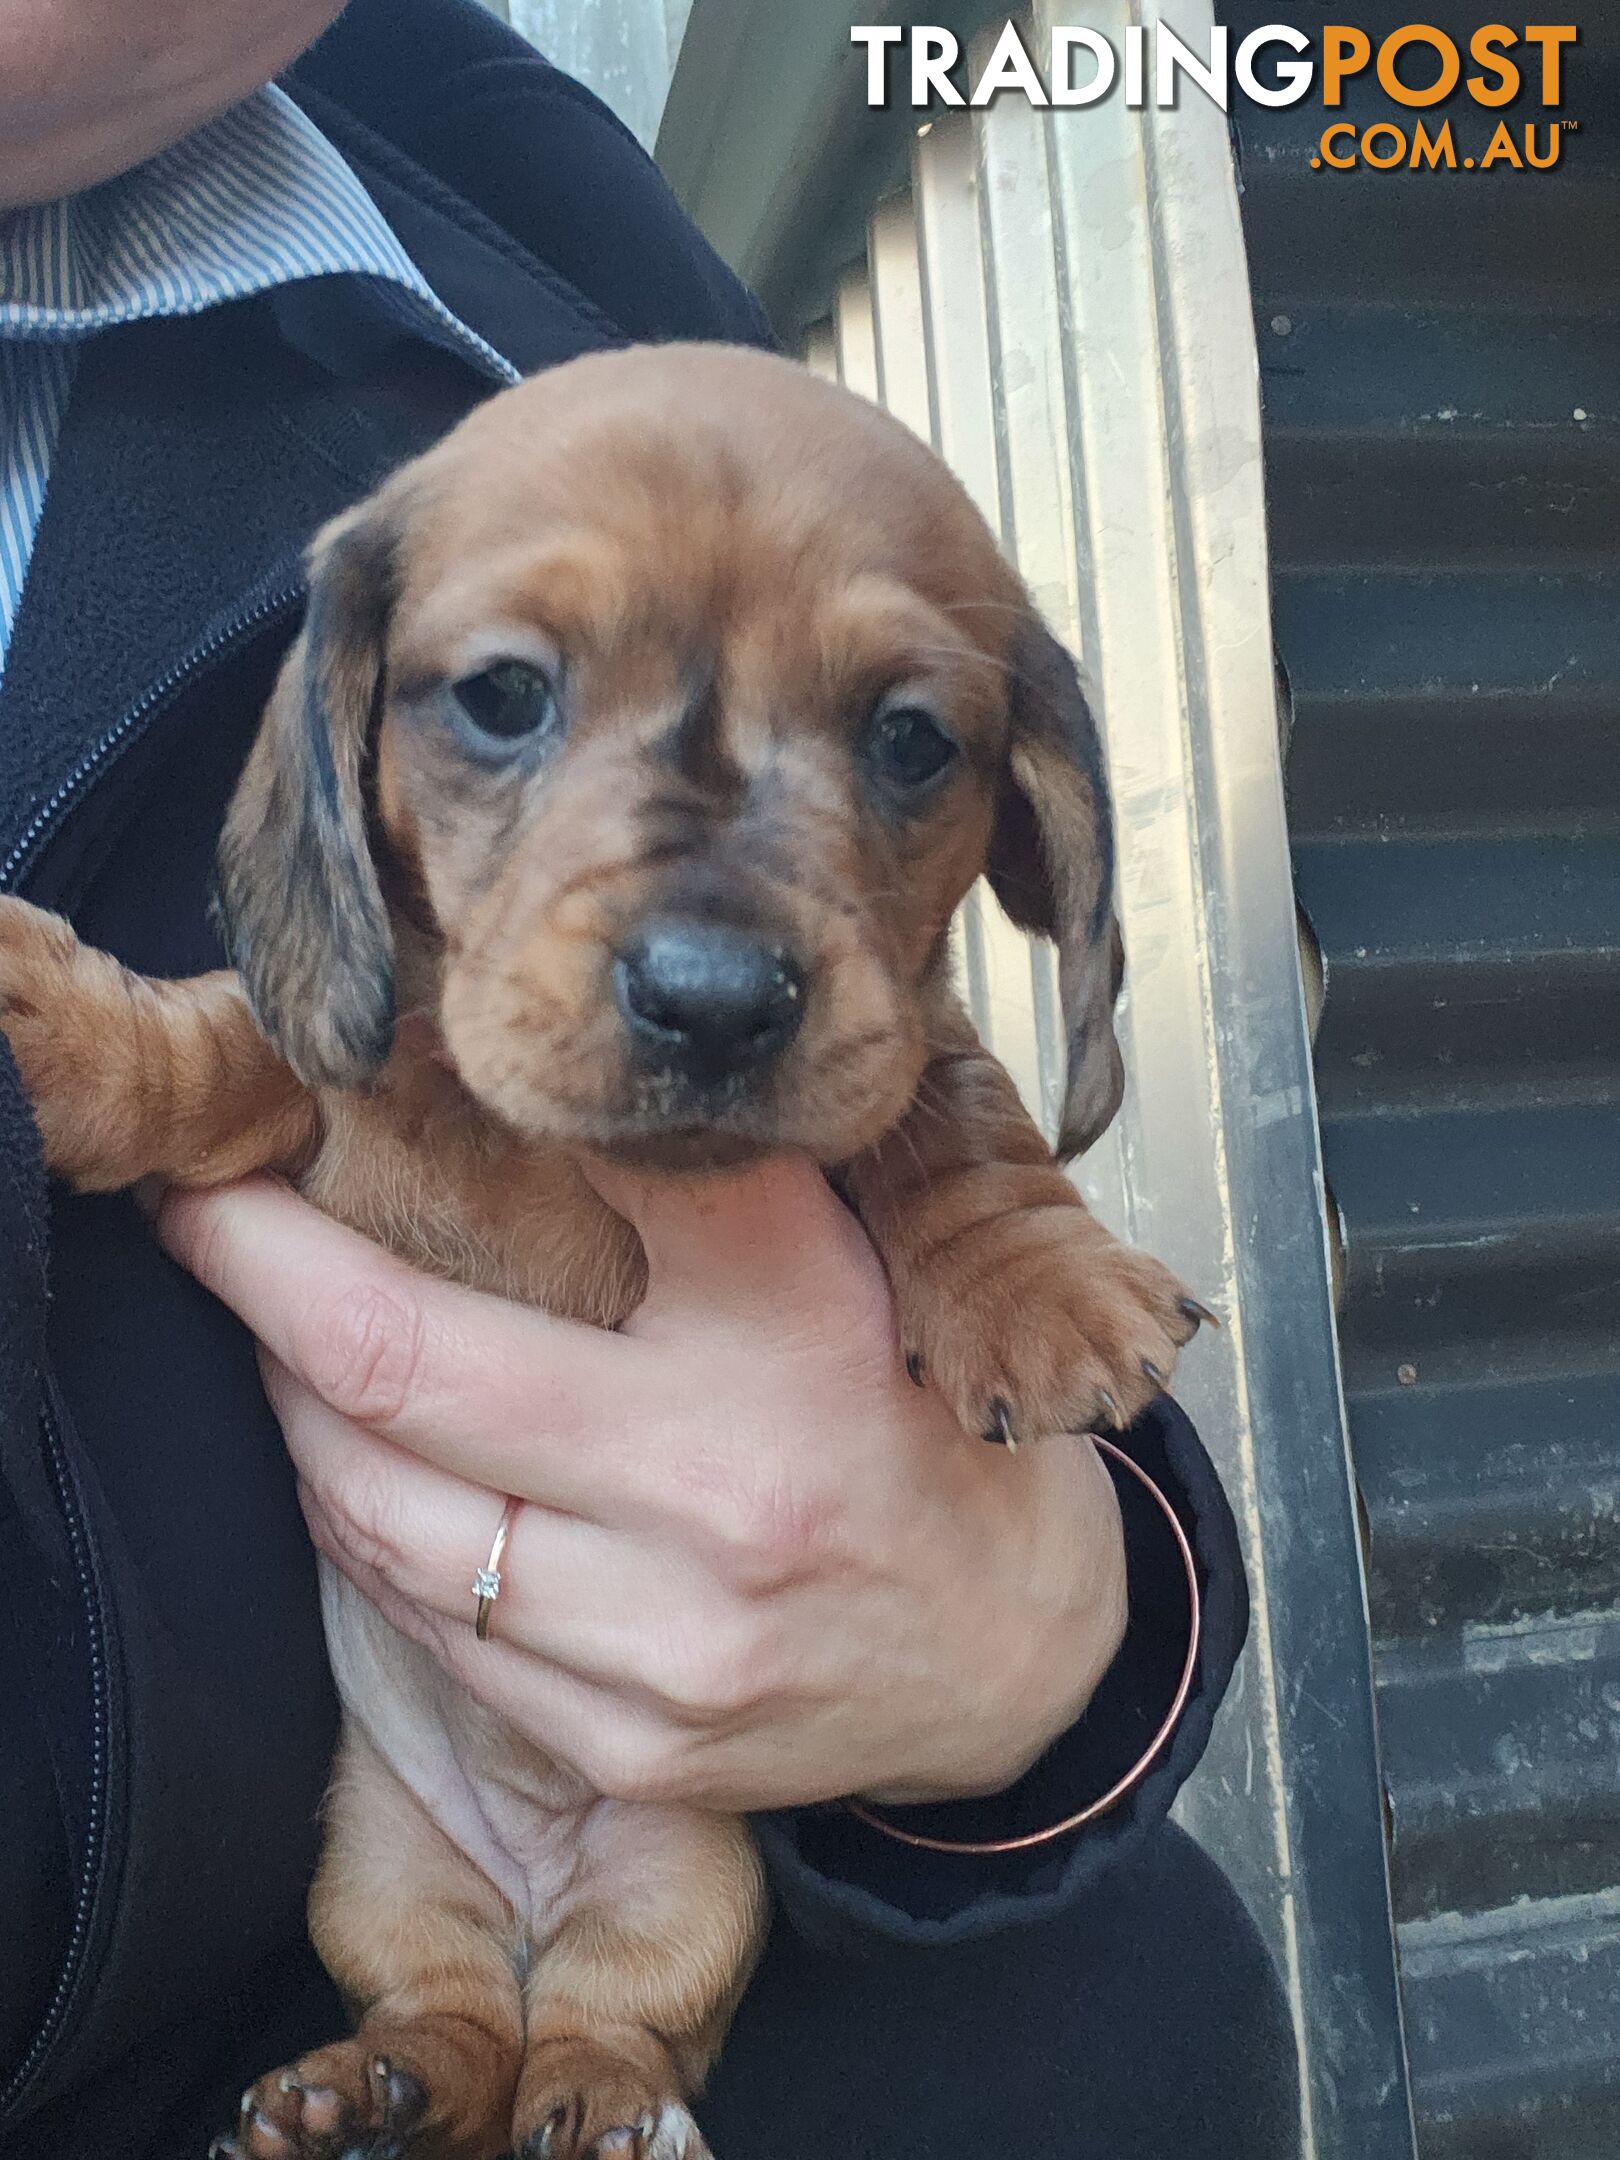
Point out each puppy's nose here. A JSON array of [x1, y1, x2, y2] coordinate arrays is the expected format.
[[615, 920, 805, 1078]]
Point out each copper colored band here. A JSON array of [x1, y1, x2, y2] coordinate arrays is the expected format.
[[845, 1435, 1202, 1855]]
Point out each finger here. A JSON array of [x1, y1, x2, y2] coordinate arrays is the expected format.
[[583, 1151, 886, 1327], [303, 1519, 702, 1803], [157, 1176, 666, 1517], [271, 1361, 737, 1702]]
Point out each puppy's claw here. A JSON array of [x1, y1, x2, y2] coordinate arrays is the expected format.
[[538, 2102, 575, 2158], [1179, 1296, 1220, 1331], [588, 2106, 707, 2160], [1142, 1359, 1167, 1390], [984, 1397, 1017, 1451], [591, 2116, 655, 2158], [209, 2141, 242, 2160], [905, 1348, 925, 1387], [1096, 1389, 1120, 1429], [369, 2058, 427, 2133]]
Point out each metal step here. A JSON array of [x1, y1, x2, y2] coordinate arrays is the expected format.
[[1233, 48, 1620, 320], [1312, 946, 1620, 1121], [1298, 832, 1620, 958], [1376, 1607, 1620, 1917], [1260, 304, 1620, 442], [1298, 826, 1620, 1113], [1244, 160, 1620, 319], [1280, 569, 1620, 837], [1352, 1367, 1620, 1634], [1262, 307, 1620, 573], [1398, 1891, 1620, 2159], [1325, 1099, 1620, 1361]]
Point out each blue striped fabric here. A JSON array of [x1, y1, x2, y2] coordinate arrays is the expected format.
[[0, 83, 520, 670]]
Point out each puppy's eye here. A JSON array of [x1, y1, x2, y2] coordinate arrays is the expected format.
[[449, 659, 558, 747], [867, 705, 959, 793]]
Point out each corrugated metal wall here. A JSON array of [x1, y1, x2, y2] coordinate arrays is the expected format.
[[802, 8, 1413, 2151], [1223, 4, 1620, 2152]]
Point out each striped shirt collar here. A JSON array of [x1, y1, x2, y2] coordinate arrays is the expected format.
[[0, 82, 519, 662]]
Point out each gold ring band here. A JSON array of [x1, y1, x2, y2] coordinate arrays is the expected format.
[[473, 1496, 520, 1641]]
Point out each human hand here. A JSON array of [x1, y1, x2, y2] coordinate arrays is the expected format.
[[157, 1158, 1126, 1812]]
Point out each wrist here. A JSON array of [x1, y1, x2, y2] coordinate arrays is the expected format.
[[863, 1436, 1127, 1808], [848, 1431, 1200, 1853], [755, 1401, 1243, 1945]]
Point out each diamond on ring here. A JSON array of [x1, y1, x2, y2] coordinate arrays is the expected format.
[[474, 1498, 520, 1641]]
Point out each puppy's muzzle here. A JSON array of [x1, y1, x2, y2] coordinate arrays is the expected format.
[[614, 918, 805, 1087]]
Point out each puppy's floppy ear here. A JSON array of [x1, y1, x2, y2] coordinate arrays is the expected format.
[[216, 503, 398, 1088], [985, 619, 1125, 1161]]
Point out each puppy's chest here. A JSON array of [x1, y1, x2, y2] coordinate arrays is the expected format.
[[302, 1065, 647, 1324], [299, 1066, 652, 1926]]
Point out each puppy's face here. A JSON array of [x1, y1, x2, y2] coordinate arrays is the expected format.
[[219, 346, 1123, 1169]]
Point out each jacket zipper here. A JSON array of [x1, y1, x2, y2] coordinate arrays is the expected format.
[[0, 581, 303, 896], [0, 583, 303, 2121], [0, 1393, 111, 2120]]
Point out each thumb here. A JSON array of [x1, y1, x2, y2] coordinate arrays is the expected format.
[[582, 1152, 887, 1326]]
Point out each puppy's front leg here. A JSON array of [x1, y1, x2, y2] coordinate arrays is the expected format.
[[846, 1003, 1203, 1448], [511, 1806, 765, 2160], [0, 895, 317, 1191], [222, 1723, 524, 2160]]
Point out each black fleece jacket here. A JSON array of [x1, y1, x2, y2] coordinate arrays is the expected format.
[[0, 0, 1248, 2141]]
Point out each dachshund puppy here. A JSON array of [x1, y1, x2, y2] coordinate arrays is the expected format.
[[0, 344, 1202, 2160]]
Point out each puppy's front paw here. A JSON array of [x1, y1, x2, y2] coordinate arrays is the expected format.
[[0, 895, 84, 1109], [514, 2038, 711, 2160], [520, 2100, 709, 2160], [0, 895, 147, 1188], [898, 1202, 1209, 1448], [209, 2044, 427, 2159]]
